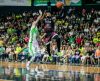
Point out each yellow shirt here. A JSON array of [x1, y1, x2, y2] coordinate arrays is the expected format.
[[79, 47, 86, 56], [0, 40, 4, 46], [14, 68, 21, 76], [97, 32, 100, 37], [15, 47, 22, 54], [93, 37, 98, 43]]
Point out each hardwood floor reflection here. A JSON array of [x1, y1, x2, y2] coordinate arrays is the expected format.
[[0, 79, 13, 81], [0, 61, 100, 74]]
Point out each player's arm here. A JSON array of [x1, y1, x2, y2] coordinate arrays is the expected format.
[[40, 33, 46, 39], [32, 10, 42, 26], [41, 10, 46, 20]]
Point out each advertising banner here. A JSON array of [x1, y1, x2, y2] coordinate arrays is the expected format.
[[0, 0, 31, 6]]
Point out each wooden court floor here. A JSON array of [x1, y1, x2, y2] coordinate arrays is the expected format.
[[0, 61, 100, 81], [0, 61, 100, 74]]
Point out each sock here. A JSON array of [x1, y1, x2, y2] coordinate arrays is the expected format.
[[26, 56, 35, 70]]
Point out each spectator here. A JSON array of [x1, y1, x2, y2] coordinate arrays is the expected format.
[[76, 35, 83, 44], [95, 47, 100, 65], [0, 46, 5, 60], [0, 38, 4, 46], [14, 44, 22, 61], [71, 47, 81, 64]]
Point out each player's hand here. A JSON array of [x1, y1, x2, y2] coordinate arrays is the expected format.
[[39, 10, 42, 15]]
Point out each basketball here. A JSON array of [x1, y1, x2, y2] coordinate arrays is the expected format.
[[56, 1, 64, 8]]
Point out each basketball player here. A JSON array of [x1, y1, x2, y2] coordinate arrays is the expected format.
[[26, 10, 42, 70], [41, 12, 61, 60]]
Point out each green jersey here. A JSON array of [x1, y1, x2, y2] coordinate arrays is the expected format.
[[29, 26, 38, 43], [28, 26, 40, 56]]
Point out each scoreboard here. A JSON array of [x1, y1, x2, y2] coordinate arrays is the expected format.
[[34, 0, 56, 6], [34, 0, 82, 6]]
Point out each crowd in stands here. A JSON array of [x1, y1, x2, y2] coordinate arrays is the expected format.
[[0, 7, 100, 65]]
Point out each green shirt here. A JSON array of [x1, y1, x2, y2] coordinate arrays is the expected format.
[[68, 37, 75, 44], [0, 47, 5, 55]]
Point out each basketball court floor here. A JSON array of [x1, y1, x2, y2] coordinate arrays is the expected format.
[[0, 61, 100, 81]]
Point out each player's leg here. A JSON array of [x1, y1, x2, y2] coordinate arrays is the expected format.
[[56, 36, 60, 52], [47, 44, 51, 56], [52, 32, 61, 53], [26, 43, 35, 70], [35, 41, 41, 54], [44, 33, 52, 56], [26, 56, 35, 70], [34, 41, 41, 62]]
